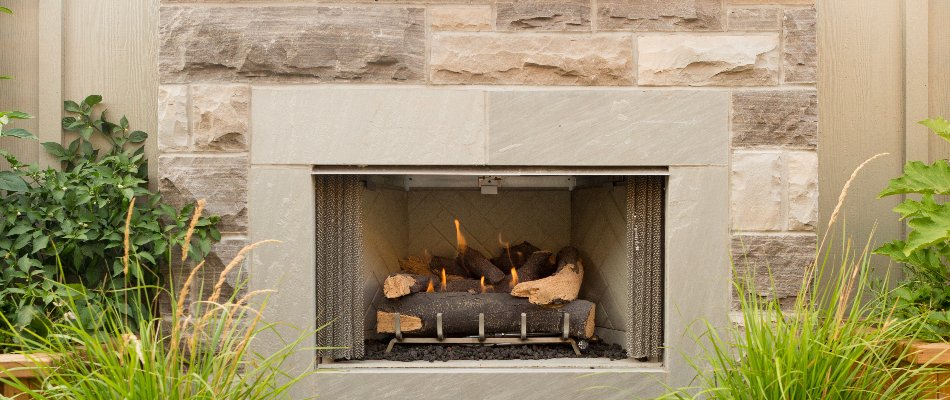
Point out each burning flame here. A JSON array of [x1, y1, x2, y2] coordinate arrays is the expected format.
[[510, 267, 519, 289], [426, 277, 435, 293], [498, 233, 515, 268], [454, 219, 467, 254], [440, 268, 447, 292], [480, 276, 486, 294]]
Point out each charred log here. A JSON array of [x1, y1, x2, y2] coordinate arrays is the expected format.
[[456, 248, 506, 284], [511, 247, 583, 305]]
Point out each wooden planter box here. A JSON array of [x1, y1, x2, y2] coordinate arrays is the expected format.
[[0, 353, 53, 398], [902, 341, 950, 399]]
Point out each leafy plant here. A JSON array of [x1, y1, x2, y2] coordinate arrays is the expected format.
[[0, 96, 219, 350], [874, 117, 950, 341], [661, 235, 943, 399], [0, 208, 318, 399]]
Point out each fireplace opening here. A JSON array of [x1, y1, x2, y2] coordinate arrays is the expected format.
[[313, 167, 665, 365]]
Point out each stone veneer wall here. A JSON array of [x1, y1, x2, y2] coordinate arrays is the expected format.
[[157, 0, 818, 307]]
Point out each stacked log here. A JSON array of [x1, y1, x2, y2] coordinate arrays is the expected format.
[[379, 241, 590, 339]]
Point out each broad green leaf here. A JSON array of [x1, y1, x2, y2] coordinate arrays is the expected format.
[[0, 6, 12, 14], [6, 225, 30, 236], [15, 305, 35, 328], [31, 235, 48, 254], [79, 126, 94, 140], [63, 100, 81, 113], [128, 130, 147, 143], [904, 205, 950, 255], [893, 194, 941, 220], [41, 141, 68, 158], [83, 94, 102, 107], [0, 171, 29, 192], [1, 128, 37, 139], [921, 117, 950, 142], [880, 160, 950, 197], [1, 111, 32, 119]]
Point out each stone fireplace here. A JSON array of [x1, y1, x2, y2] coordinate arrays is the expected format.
[[157, 2, 818, 398]]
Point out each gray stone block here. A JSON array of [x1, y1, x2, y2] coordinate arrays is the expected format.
[[488, 90, 729, 166], [251, 87, 487, 165]]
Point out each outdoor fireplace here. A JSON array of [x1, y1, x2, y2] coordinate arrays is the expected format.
[[230, 85, 733, 399], [309, 170, 665, 363]]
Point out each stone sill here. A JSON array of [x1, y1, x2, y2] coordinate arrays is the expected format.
[[318, 358, 662, 371]]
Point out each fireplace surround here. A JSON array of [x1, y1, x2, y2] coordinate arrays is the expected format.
[[239, 87, 731, 399]]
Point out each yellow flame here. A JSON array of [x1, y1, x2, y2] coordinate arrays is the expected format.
[[498, 233, 515, 269], [480, 276, 486, 294], [510, 267, 519, 289], [454, 219, 467, 253], [426, 278, 435, 293], [441, 268, 447, 292]]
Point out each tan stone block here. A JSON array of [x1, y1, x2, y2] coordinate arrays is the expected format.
[[729, 0, 813, 4], [727, 7, 780, 31], [191, 84, 249, 152], [732, 90, 817, 149], [496, 0, 590, 31], [638, 34, 779, 86], [158, 85, 189, 151], [160, 6, 424, 83], [430, 33, 634, 85], [783, 7, 817, 83], [159, 155, 248, 233], [597, 0, 722, 31], [732, 152, 784, 231], [787, 151, 818, 231], [732, 234, 816, 303], [430, 6, 492, 31]]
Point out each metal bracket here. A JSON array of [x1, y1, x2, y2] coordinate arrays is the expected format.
[[478, 313, 486, 341], [384, 310, 582, 356], [437, 313, 444, 341], [478, 176, 499, 195], [520, 313, 527, 340]]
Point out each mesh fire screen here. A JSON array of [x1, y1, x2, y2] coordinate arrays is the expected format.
[[314, 175, 365, 359], [627, 176, 665, 360]]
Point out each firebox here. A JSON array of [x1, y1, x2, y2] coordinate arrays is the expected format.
[[310, 166, 665, 364]]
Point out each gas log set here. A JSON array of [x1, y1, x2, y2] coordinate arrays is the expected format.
[[375, 220, 596, 355]]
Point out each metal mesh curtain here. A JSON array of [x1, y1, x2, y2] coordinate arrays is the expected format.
[[314, 175, 364, 360], [626, 176, 665, 360]]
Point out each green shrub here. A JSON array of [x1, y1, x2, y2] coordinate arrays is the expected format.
[[874, 117, 950, 341], [0, 96, 219, 350], [0, 233, 317, 399]]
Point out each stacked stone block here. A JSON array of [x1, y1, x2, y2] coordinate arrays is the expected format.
[[158, 0, 818, 307]]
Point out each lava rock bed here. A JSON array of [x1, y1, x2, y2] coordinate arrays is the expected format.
[[362, 339, 628, 362]]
